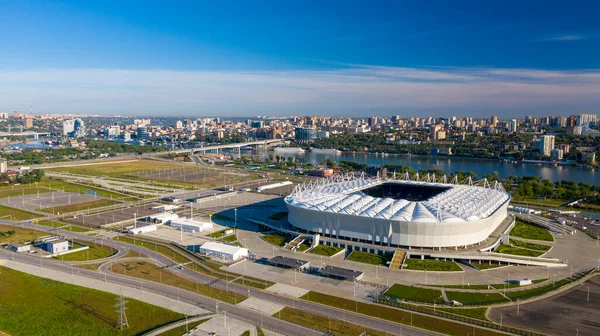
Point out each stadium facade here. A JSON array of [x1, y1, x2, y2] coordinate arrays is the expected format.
[[285, 174, 511, 248]]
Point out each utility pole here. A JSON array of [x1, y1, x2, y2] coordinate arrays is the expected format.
[[114, 291, 129, 330]]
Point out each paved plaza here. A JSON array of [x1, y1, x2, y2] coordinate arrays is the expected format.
[[0, 191, 101, 212]]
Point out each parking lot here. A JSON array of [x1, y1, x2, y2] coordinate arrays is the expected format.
[[0, 191, 100, 212], [66, 202, 162, 228], [489, 274, 600, 336]]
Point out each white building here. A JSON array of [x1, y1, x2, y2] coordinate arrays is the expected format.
[[508, 119, 518, 132], [0, 159, 7, 173], [196, 241, 248, 261], [540, 135, 555, 156], [42, 240, 69, 254], [550, 148, 564, 160], [152, 204, 180, 212], [9, 242, 30, 252], [128, 224, 158, 235], [169, 218, 212, 232], [146, 213, 179, 224]]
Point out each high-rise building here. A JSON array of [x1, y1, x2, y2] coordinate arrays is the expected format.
[[63, 120, 75, 136], [368, 117, 379, 127], [508, 119, 518, 132], [23, 116, 33, 128], [137, 126, 149, 140], [577, 114, 598, 127], [175, 120, 183, 129], [12, 111, 20, 118], [0, 112, 7, 119], [540, 135, 555, 156], [550, 148, 564, 160], [294, 127, 317, 140], [490, 115, 498, 127], [73, 118, 86, 138]]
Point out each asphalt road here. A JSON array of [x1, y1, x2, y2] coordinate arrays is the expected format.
[[0, 220, 438, 336]]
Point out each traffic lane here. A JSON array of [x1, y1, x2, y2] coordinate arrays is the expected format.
[[4, 222, 428, 336], [0, 250, 321, 336]]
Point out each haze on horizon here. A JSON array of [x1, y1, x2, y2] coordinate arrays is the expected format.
[[1, 0, 599, 118]]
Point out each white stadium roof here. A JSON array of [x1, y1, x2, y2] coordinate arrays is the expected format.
[[285, 174, 510, 223]]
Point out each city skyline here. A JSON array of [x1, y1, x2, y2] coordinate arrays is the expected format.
[[1, 1, 600, 116]]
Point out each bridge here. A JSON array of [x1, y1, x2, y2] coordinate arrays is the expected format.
[[0, 131, 51, 139], [159, 139, 286, 155]]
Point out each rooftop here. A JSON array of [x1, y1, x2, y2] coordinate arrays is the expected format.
[[199, 241, 247, 255], [286, 175, 510, 223], [268, 256, 309, 269], [318, 265, 363, 281]]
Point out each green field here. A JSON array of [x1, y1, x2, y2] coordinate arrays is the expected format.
[[36, 178, 137, 201], [384, 284, 445, 304], [261, 233, 291, 246], [505, 280, 570, 300], [275, 307, 388, 336], [207, 229, 229, 238], [428, 284, 492, 290], [309, 244, 344, 256], [0, 186, 53, 198], [495, 244, 544, 257], [438, 307, 489, 320], [509, 239, 551, 251], [53, 241, 116, 261], [0, 205, 41, 221], [0, 224, 47, 244], [404, 258, 463, 271], [301, 291, 504, 336], [0, 266, 184, 336], [346, 250, 392, 266], [36, 220, 89, 232], [111, 261, 245, 304], [445, 291, 508, 305], [510, 221, 554, 242], [472, 262, 506, 270]]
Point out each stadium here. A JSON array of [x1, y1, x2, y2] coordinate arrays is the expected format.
[[285, 174, 511, 248]]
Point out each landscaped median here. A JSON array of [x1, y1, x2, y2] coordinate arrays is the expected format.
[[308, 244, 344, 256], [299, 291, 519, 336], [509, 220, 554, 242], [403, 258, 463, 271]]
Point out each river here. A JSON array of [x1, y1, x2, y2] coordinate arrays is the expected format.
[[235, 150, 599, 184]]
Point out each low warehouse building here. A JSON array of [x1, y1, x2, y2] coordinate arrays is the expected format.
[[195, 241, 248, 261], [169, 218, 212, 232], [8, 242, 31, 253], [146, 213, 179, 224], [318, 265, 364, 281], [268, 256, 310, 271], [128, 224, 158, 235], [42, 239, 70, 254]]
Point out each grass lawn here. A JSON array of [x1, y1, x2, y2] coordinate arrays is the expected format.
[[471, 262, 506, 270], [110, 261, 245, 304], [39, 198, 120, 214], [404, 258, 462, 271], [261, 233, 290, 246], [509, 239, 551, 251], [302, 291, 503, 336], [438, 307, 489, 320], [37, 178, 137, 201], [274, 307, 387, 336], [0, 224, 47, 244], [445, 291, 508, 305], [53, 241, 116, 261], [309, 244, 343, 257], [0, 205, 41, 221], [49, 160, 183, 177], [346, 250, 392, 266], [428, 284, 492, 290], [505, 280, 570, 300], [0, 186, 53, 198], [384, 284, 445, 304], [296, 241, 311, 252], [114, 236, 273, 289], [220, 234, 237, 243], [495, 244, 544, 257], [267, 212, 288, 221], [510, 221, 554, 242], [207, 229, 229, 238], [36, 220, 89, 232], [0, 266, 184, 336]]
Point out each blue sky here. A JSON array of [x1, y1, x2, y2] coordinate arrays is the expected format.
[[1, 0, 599, 117]]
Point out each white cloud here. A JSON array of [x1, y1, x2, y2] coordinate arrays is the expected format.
[[0, 65, 599, 116]]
